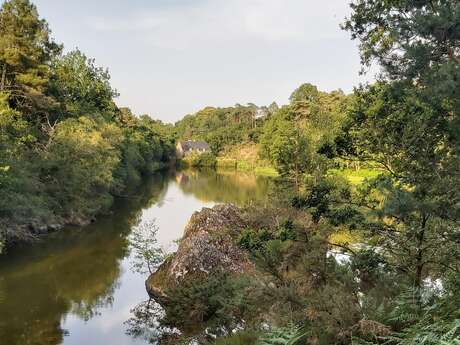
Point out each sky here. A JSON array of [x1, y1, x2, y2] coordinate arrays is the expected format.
[[33, 0, 374, 123]]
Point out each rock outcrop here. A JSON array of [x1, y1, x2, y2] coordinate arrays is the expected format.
[[146, 204, 255, 304]]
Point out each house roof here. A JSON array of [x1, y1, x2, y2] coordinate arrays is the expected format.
[[179, 140, 210, 151]]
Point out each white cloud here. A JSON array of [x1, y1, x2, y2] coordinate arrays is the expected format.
[[87, 0, 350, 49], [36, 0, 372, 121]]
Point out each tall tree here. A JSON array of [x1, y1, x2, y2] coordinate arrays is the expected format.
[[343, 0, 460, 79], [342, 0, 460, 291], [343, 0, 460, 123], [260, 108, 312, 190], [49, 50, 118, 122], [0, 0, 61, 117], [343, 82, 460, 290]]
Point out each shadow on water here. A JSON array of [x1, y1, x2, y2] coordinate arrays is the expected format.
[[0, 169, 274, 345], [0, 172, 170, 345]]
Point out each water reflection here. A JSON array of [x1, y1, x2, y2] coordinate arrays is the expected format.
[[125, 298, 170, 344], [0, 169, 273, 345], [176, 168, 273, 205]]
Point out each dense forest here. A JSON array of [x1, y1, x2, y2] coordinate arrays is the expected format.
[[1, 0, 459, 344], [0, 0, 175, 250]]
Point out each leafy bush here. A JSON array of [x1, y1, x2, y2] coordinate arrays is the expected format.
[[277, 219, 297, 241], [184, 152, 217, 167], [161, 274, 255, 334], [238, 219, 296, 252], [238, 228, 273, 251], [257, 324, 305, 345]]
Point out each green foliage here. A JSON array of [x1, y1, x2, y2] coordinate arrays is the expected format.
[[389, 316, 460, 345], [339, 2, 460, 343], [0, 0, 175, 246], [238, 219, 297, 253], [277, 219, 297, 241], [162, 274, 255, 334], [238, 228, 273, 251], [344, 0, 460, 92], [339, 81, 460, 288], [0, 0, 61, 116], [260, 85, 349, 188], [175, 104, 269, 154], [49, 49, 118, 120], [257, 324, 305, 345], [291, 175, 363, 228], [383, 274, 460, 345], [213, 331, 260, 345], [129, 220, 164, 274], [184, 151, 217, 168], [114, 110, 174, 189], [260, 112, 312, 187], [43, 117, 122, 217], [342, 3, 460, 291]]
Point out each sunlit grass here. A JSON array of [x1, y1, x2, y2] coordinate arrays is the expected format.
[[330, 229, 363, 245], [330, 168, 383, 185], [216, 158, 278, 177]]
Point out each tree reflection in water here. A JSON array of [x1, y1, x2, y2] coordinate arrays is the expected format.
[[125, 298, 180, 345], [0, 169, 276, 345], [0, 173, 170, 345]]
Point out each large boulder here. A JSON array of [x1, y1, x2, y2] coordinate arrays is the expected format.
[[146, 204, 255, 304]]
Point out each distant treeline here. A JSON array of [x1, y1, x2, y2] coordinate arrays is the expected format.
[[175, 83, 350, 181]]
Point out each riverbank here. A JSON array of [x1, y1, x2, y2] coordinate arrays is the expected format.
[[0, 163, 173, 255], [0, 169, 275, 345]]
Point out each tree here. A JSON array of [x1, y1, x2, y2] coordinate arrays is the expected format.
[[49, 50, 118, 121], [42, 116, 123, 219], [260, 85, 348, 191], [343, 0, 460, 140], [342, 1, 460, 292], [174, 104, 261, 154], [0, 0, 61, 116], [343, 0, 460, 81], [129, 220, 164, 275], [260, 111, 312, 191], [342, 82, 460, 292], [289, 83, 320, 104], [0, 0, 175, 247]]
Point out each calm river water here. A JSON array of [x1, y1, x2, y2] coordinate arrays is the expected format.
[[0, 169, 274, 345]]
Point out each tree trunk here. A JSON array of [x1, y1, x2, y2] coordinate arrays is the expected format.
[[0, 64, 6, 91], [414, 214, 428, 307], [294, 162, 300, 194]]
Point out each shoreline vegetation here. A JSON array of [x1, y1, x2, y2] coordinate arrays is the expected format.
[[0, 0, 176, 252], [141, 0, 460, 343], [1, 0, 459, 345]]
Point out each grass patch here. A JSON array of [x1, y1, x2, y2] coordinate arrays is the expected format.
[[329, 168, 383, 185], [330, 229, 363, 245], [253, 166, 278, 177], [216, 158, 278, 177], [217, 142, 278, 177]]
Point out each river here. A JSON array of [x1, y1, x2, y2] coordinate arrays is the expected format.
[[0, 169, 274, 345]]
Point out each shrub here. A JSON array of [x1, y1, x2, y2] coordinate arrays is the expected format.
[[184, 152, 217, 167], [161, 274, 255, 334], [213, 331, 260, 345], [238, 228, 273, 251]]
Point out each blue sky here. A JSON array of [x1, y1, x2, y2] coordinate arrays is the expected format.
[[33, 0, 374, 123]]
